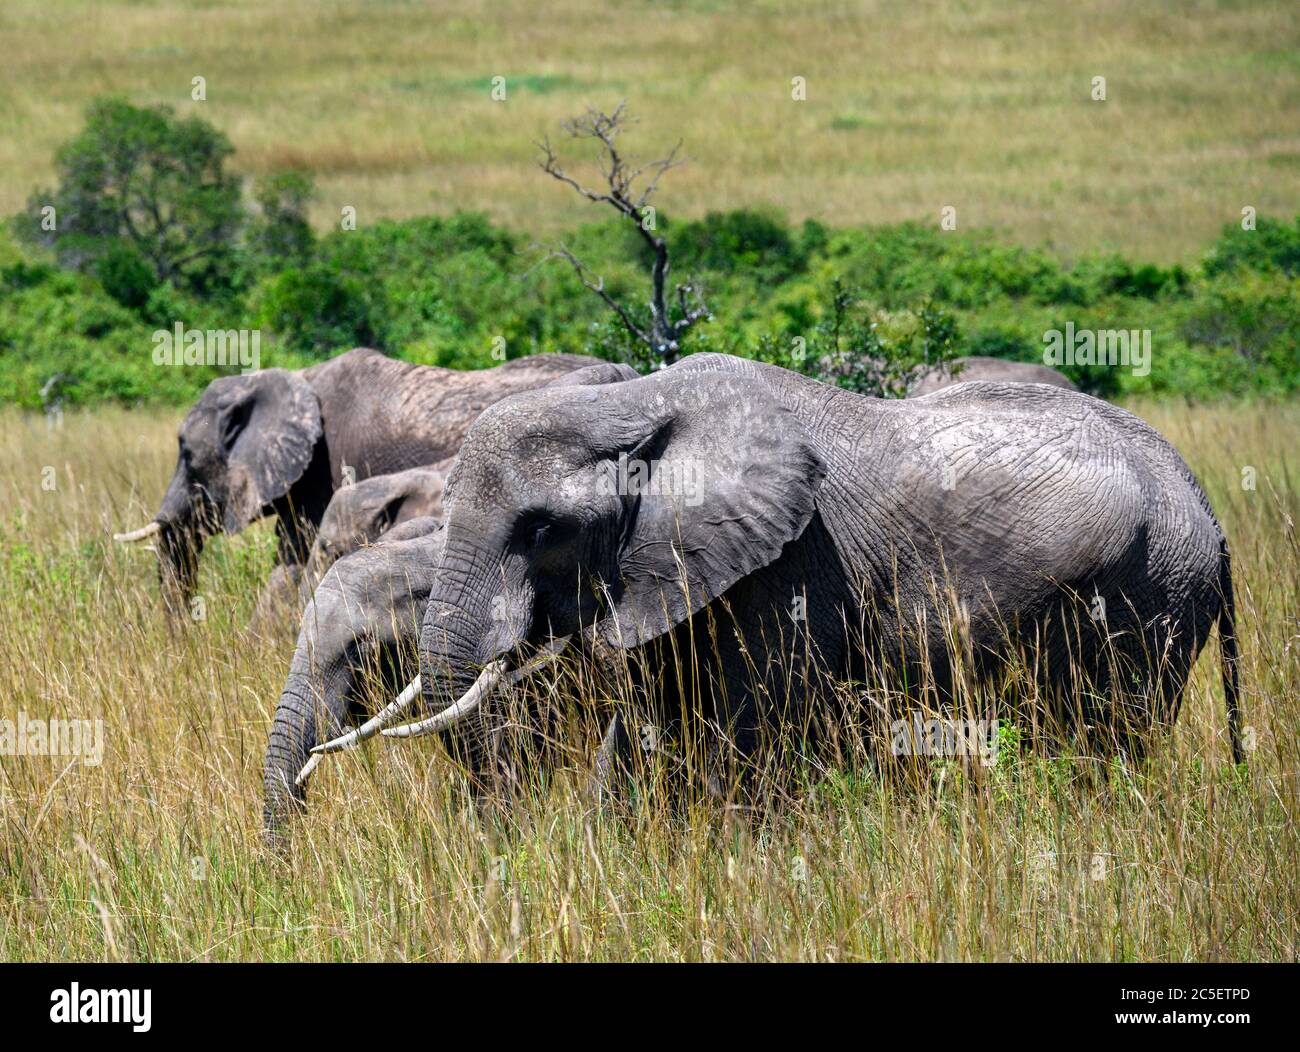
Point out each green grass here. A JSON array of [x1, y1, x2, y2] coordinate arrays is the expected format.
[[0, 400, 1296, 960], [0, 0, 1297, 261]]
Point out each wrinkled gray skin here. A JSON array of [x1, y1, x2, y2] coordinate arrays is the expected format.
[[907, 356, 1078, 397], [263, 516, 444, 838], [132, 348, 597, 619], [415, 352, 1241, 803], [296, 460, 455, 603]]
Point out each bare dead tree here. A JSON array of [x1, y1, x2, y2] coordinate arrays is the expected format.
[[537, 103, 709, 365]]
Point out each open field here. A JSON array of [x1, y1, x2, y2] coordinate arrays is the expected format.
[[0, 401, 1296, 961], [1, 0, 1297, 261]]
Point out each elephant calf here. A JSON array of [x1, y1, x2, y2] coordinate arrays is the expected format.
[[304, 462, 454, 582], [250, 461, 455, 628], [262, 516, 444, 838]]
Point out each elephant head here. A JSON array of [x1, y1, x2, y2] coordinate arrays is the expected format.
[[299, 461, 454, 603], [115, 370, 324, 615], [263, 516, 444, 840], [401, 363, 826, 740]]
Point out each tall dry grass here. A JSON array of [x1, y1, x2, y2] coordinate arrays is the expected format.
[[1, 0, 1297, 260], [0, 399, 1296, 961]]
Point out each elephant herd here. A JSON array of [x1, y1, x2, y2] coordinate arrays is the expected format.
[[113, 349, 1242, 844]]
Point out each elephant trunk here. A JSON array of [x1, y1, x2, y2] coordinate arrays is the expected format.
[[417, 528, 529, 749], [419, 601, 497, 718], [156, 520, 203, 619], [153, 470, 213, 620], [262, 609, 354, 844]]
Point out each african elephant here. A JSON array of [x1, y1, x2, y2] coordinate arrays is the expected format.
[[261, 517, 619, 841], [113, 348, 598, 618], [263, 361, 642, 839], [907, 356, 1078, 397], [377, 352, 1240, 804], [262, 516, 442, 839]]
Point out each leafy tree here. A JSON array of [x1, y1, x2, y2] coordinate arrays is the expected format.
[[246, 172, 316, 270], [17, 98, 243, 296], [94, 241, 157, 311]]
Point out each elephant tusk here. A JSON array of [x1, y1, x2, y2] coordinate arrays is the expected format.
[[382, 662, 506, 740], [310, 675, 423, 756], [382, 636, 573, 741], [113, 521, 161, 543], [294, 752, 323, 787]]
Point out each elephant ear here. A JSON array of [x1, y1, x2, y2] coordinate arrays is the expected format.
[[350, 471, 431, 539], [598, 370, 826, 649], [546, 362, 640, 388], [213, 370, 323, 533]]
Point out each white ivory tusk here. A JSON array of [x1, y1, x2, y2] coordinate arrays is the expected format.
[[113, 521, 161, 543], [382, 635, 573, 741], [310, 675, 423, 756], [381, 661, 505, 739], [294, 752, 322, 787]]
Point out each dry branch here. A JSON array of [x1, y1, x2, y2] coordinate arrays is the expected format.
[[537, 104, 709, 364]]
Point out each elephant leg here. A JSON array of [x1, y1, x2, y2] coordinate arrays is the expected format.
[[589, 711, 634, 808]]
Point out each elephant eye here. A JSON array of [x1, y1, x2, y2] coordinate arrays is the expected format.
[[517, 513, 557, 551]]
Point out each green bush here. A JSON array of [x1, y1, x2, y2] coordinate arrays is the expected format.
[[1176, 271, 1300, 395], [672, 208, 808, 286], [965, 324, 1036, 361], [2, 185, 1298, 405], [1203, 216, 1300, 279], [252, 263, 378, 358]]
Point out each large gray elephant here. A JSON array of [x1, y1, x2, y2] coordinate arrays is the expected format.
[[907, 356, 1077, 397], [369, 352, 1240, 802], [113, 348, 598, 617]]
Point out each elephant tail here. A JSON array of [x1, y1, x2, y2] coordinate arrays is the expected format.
[[1218, 537, 1245, 765]]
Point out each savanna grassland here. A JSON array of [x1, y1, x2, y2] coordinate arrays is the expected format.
[[0, 400, 1296, 962], [0, 0, 1297, 260], [0, 0, 1297, 964]]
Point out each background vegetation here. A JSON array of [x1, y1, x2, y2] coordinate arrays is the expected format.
[[1, 0, 1296, 258], [3, 94, 1299, 405], [1, 0, 1298, 407]]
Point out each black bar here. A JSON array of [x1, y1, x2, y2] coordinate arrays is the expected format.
[[0, 963, 1288, 1038]]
